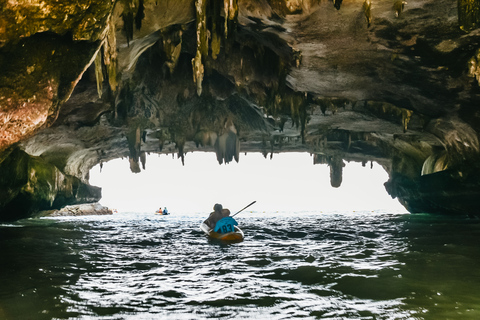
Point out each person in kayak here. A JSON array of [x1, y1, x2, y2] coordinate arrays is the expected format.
[[205, 203, 230, 229]]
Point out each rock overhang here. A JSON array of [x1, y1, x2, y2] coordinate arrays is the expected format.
[[1, 0, 480, 219]]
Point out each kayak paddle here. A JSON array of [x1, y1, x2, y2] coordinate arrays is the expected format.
[[231, 201, 256, 217]]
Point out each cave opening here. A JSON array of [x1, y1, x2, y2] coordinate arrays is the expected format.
[[89, 152, 406, 215]]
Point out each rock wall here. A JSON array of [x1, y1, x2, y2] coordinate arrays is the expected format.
[[0, 148, 101, 221]]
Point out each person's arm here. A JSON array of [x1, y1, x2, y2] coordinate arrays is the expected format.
[[204, 212, 214, 228]]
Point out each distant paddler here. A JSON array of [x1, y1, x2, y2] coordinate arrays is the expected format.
[[155, 207, 166, 214]]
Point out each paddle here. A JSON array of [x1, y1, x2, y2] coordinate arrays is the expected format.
[[231, 201, 256, 217]]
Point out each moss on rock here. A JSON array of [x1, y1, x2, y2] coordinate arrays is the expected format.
[[0, 147, 101, 221]]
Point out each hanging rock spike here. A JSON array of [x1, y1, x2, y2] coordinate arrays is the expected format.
[[94, 49, 103, 98], [192, 0, 208, 96], [103, 14, 118, 94]]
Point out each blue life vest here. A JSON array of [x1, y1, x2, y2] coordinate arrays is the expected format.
[[214, 217, 238, 233]]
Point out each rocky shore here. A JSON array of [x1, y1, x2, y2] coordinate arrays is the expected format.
[[41, 203, 113, 217]]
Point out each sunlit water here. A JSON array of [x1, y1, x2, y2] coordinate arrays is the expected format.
[[1, 211, 479, 319]]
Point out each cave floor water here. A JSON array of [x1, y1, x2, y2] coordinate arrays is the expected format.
[[1, 211, 479, 320]]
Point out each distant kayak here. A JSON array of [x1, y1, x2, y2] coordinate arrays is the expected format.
[[200, 222, 244, 242], [155, 211, 170, 215]]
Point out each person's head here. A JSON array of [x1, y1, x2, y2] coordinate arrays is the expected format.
[[213, 203, 223, 213]]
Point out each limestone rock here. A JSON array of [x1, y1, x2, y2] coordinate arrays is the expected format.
[[42, 202, 113, 217], [0, 147, 101, 221], [1, 0, 480, 219]]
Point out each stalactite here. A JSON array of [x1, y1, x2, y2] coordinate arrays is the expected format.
[[191, 0, 239, 94], [328, 156, 345, 188], [224, 0, 229, 39], [468, 48, 480, 85], [402, 109, 413, 133], [331, 104, 337, 115], [333, 0, 343, 10], [94, 50, 103, 98], [122, 11, 134, 46], [192, 0, 208, 96], [364, 101, 413, 132], [293, 48, 302, 67], [319, 100, 327, 115], [155, 129, 168, 152], [363, 0, 372, 28], [261, 135, 268, 158], [196, 0, 208, 57], [121, 0, 144, 47], [140, 151, 146, 170], [224, 0, 238, 39], [192, 49, 204, 96], [211, 30, 222, 60], [175, 139, 186, 166], [210, 0, 222, 60], [458, 0, 480, 32], [163, 27, 183, 75], [214, 121, 239, 164], [299, 96, 308, 144], [135, 0, 145, 30], [290, 96, 299, 128], [194, 130, 217, 147], [104, 13, 118, 94], [127, 126, 142, 173], [394, 1, 407, 18]]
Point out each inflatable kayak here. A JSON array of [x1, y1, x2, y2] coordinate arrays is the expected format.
[[200, 222, 244, 242], [155, 211, 170, 215]]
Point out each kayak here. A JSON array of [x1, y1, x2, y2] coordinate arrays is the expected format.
[[155, 211, 170, 215], [200, 222, 244, 242]]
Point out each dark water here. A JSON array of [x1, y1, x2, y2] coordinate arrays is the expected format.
[[1, 211, 479, 319]]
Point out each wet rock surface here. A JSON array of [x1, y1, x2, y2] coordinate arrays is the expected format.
[[1, 0, 480, 219], [41, 203, 113, 217], [0, 148, 101, 221]]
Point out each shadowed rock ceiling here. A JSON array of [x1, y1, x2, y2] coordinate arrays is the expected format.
[[1, 0, 480, 220]]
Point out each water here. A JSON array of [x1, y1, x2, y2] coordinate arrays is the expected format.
[[1, 211, 479, 319]]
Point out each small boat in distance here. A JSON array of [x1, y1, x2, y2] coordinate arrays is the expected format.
[[200, 221, 244, 242], [155, 207, 170, 215]]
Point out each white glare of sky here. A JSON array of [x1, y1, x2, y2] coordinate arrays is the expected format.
[[89, 152, 406, 214]]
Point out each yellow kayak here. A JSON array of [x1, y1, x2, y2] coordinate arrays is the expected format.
[[200, 222, 244, 242]]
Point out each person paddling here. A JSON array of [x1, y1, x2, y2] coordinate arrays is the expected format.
[[204, 203, 230, 229]]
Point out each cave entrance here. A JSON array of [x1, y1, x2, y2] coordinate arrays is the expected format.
[[89, 152, 405, 214]]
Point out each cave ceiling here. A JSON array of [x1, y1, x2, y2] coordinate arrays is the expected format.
[[1, 0, 480, 218]]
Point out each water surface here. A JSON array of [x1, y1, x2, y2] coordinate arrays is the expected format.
[[1, 211, 479, 319]]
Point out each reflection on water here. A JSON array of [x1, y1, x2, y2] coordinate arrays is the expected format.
[[1, 212, 479, 319]]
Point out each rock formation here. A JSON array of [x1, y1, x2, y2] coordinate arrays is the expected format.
[[1, 0, 480, 220], [41, 203, 113, 217]]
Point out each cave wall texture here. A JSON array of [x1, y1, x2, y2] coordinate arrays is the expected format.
[[1, 0, 480, 220]]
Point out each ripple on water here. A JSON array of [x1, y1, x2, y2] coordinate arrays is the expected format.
[[1, 212, 480, 319]]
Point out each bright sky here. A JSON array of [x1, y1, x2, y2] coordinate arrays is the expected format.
[[89, 152, 406, 214]]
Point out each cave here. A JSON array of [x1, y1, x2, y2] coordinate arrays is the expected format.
[[1, 0, 480, 221]]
